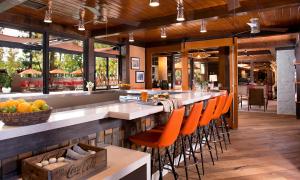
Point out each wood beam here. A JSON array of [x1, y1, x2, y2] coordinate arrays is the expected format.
[[238, 54, 275, 62], [0, 12, 85, 39], [92, 0, 300, 37]]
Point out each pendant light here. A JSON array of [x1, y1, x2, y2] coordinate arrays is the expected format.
[[44, 1, 52, 23], [176, 0, 185, 22], [78, 9, 85, 31], [149, 0, 159, 7], [161, 27, 167, 38], [200, 19, 207, 33], [78, 20, 85, 31], [129, 32, 134, 42]]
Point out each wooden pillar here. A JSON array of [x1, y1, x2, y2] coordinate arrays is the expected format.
[[230, 37, 239, 129], [295, 39, 300, 119], [145, 48, 153, 89], [83, 37, 95, 90], [42, 31, 49, 94], [181, 42, 189, 90], [250, 61, 254, 83]]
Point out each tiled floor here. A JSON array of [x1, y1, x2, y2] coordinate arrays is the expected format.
[[165, 111, 300, 180]]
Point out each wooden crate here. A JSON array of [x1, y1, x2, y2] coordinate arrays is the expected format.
[[22, 143, 107, 180]]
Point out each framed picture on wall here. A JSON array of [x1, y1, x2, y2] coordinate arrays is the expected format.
[[135, 71, 145, 83], [131, 57, 140, 70]]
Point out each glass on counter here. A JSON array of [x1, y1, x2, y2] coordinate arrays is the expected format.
[[140, 91, 148, 102]]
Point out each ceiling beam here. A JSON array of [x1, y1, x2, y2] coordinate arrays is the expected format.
[[238, 54, 274, 62], [91, 0, 300, 37], [0, 12, 86, 39]]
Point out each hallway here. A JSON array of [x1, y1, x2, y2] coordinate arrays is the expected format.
[[165, 112, 300, 179]]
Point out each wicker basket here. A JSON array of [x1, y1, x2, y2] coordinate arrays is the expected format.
[[0, 108, 52, 126]]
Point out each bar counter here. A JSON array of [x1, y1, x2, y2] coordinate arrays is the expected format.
[[0, 90, 224, 178], [0, 91, 221, 141]]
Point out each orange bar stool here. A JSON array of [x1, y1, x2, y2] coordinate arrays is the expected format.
[[210, 95, 227, 157], [177, 102, 203, 179], [129, 107, 185, 180], [195, 98, 217, 175], [220, 92, 234, 144]]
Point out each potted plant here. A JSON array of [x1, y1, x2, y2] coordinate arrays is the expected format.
[[0, 74, 12, 93]]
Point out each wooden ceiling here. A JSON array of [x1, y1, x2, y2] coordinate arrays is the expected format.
[[0, 0, 300, 43]]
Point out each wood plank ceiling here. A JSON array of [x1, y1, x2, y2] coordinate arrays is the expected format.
[[1, 0, 300, 43]]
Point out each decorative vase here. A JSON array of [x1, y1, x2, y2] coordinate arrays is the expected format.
[[2, 87, 11, 94], [88, 87, 93, 94]]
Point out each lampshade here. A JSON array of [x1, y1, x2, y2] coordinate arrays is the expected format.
[[149, 0, 159, 7], [177, 4, 185, 21], [44, 10, 52, 23], [209, 74, 218, 82], [129, 32, 134, 42], [161, 27, 167, 38], [78, 20, 85, 31], [200, 19, 207, 33]]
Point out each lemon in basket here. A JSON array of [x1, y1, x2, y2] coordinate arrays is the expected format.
[[33, 100, 46, 109]]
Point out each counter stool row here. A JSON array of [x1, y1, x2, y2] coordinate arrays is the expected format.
[[129, 93, 233, 180]]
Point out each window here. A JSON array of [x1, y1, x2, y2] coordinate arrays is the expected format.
[[48, 35, 83, 92], [94, 42, 120, 90], [0, 27, 43, 93]]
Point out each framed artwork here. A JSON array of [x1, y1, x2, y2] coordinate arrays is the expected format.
[[135, 71, 145, 83], [131, 57, 140, 70]]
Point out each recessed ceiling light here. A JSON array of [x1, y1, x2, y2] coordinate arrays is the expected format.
[[149, 0, 159, 7]]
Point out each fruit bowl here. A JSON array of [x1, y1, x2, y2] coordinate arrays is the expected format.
[[0, 99, 52, 126], [0, 108, 52, 126]]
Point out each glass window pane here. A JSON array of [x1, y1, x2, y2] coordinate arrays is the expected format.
[[95, 57, 108, 89], [49, 35, 83, 92], [108, 58, 119, 88], [0, 27, 43, 93]]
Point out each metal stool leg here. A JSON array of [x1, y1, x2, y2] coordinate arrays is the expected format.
[[181, 136, 189, 179], [188, 136, 202, 179], [157, 148, 163, 180], [166, 147, 178, 180], [203, 128, 215, 165]]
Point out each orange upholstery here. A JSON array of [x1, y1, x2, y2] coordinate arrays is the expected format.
[[198, 98, 217, 127], [129, 107, 185, 148], [180, 102, 203, 136], [221, 92, 233, 115], [212, 95, 227, 119]]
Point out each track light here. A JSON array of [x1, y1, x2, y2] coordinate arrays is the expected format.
[[161, 27, 167, 38], [176, 2, 185, 22], [44, 1, 52, 23], [200, 19, 207, 33], [44, 10, 52, 23], [129, 32, 134, 42], [149, 0, 159, 7], [78, 20, 85, 31], [78, 8, 85, 31]]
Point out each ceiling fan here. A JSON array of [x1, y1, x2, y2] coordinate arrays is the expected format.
[[0, 0, 27, 13], [80, 1, 140, 27], [234, 18, 288, 37]]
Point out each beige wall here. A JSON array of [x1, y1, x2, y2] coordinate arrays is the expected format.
[[129, 45, 145, 89]]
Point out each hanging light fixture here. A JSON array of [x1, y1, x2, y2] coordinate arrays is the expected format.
[[161, 27, 167, 38], [176, 0, 185, 22], [44, 1, 52, 23], [129, 32, 134, 42], [149, 0, 159, 7], [200, 19, 207, 33], [78, 20, 85, 31], [78, 8, 85, 31]]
